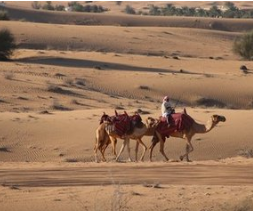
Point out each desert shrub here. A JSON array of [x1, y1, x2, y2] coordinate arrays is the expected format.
[[68, 1, 107, 13], [4, 72, 14, 80], [223, 198, 253, 211], [146, 2, 253, 18], [124, 5, 136, 14], [55, 5, 65, 11], [238, 148, 253, 158], [42, 1, 55, 11], [0, 10, 9, 20], [233, 31, 253, 60], [31, 1, 41, 10], [116, 1, 122, 6], [0, 29, 16, 61]]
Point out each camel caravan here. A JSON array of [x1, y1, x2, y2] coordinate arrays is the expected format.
[[94, 96, 226, 163]]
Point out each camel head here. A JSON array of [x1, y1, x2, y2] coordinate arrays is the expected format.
[[146, 117, 159, 128], [212, 115, 226, 124]]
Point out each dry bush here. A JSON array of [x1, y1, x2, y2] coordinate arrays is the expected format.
[[0, 28, 16, 61], [238, 148, 253, 158], [75, 78, 86, 86], [46, 83, 63, 93], [222, 198, 253, 211], [4, 72, 14, 80], [64, 77, 74, 86], [138, 85, 150, 90], [233, 31, 253, 60], [0, 10, 9, 20], [51, 100, 71, 111]]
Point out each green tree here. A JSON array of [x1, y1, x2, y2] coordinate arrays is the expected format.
[[233, 31, 253, 60], [209, 5, 222, 17], [0, 29, 16, 61], [149, 5, 160, 15]]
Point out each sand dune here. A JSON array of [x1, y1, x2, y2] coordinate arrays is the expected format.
[[1, 1, 253, 211], [3, 4, 253, 32]]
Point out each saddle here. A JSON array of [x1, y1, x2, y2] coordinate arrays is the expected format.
[[99, 111, 143, 137], [157, 109, 194, 138]]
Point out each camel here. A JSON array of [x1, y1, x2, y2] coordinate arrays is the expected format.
[[149, 110, 226, 162], [94, 116, 156, 162]]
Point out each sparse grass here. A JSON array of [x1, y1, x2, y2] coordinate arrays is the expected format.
[[75, 78, 86, 86], [4, 72, 14, 80], [0, 10, 9, 20], [138, 85, 150, 90], [135, 108, 151, 114], [111, 185, 132, 211], [238, 148, 253, 158], [233, 30, 253, 60], [64, 77, 74, 86], [46, 83, 63, 92], [115, 106, 124, 110], [222, 198, 253, 211], [51, 100, 71, 111], [0, 146, 10, 152], [64, 158, 79, 162]]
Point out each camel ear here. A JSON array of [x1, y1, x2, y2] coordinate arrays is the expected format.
[[212, 115, 219, 122]]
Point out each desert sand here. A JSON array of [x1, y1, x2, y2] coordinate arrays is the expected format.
[[1, 1, 253, 211]]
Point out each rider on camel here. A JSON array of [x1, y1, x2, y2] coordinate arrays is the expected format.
[[161, 96, 175, 126]]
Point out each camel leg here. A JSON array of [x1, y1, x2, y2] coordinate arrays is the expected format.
[[149, 132, 160, 162], [180, 139, 194, 162], [116, 138, 131, 162], [94, 143, 99, 163], [185, 144, 191, 162], [126, 138, 132, 162], [109, 136, 117, 158], [159, 137, 169, 161], [101, 143, 109, 162], [135, 141, 140, 161], [137, 139, 147, 162]]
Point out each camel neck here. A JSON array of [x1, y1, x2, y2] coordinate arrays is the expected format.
[[195, 118, 216, 134]]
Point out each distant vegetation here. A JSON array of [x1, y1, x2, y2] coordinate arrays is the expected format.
[[32, 1, 108, 13], [68, 1, 108, 13], [0, 29, 16, 61], [124, 5, 136, 15], [137, 2, 253, 18], [0, 10, 9, 20], [233, 31, 253, 60]]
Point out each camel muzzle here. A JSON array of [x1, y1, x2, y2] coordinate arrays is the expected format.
[[219, 116, 226, 122]]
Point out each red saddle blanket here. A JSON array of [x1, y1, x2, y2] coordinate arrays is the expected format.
[[100, 111, 142, 137], [157, 112, 194, 138]]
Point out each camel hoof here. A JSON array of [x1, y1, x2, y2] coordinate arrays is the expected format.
[[187, 159, 192, 162], [180, 156, 184, 161]]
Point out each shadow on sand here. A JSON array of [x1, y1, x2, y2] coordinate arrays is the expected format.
[[16, 56, 202, 75]]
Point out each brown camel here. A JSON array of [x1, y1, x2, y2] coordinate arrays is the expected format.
[[94, 117, 156, 162], [149, 111, 226, 162]]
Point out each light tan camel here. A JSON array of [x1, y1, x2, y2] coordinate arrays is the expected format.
[[94, 118, 156, 162], [149, 114, 226, 162]]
